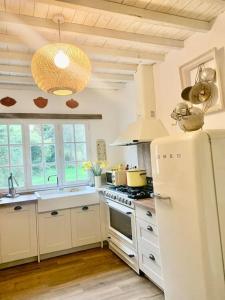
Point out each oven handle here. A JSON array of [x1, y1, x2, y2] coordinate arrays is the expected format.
[[106, 201, 133, 217]]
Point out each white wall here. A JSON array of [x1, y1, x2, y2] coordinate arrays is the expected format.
[[0, 87, 125, 166], [154, 11, 225, 134]]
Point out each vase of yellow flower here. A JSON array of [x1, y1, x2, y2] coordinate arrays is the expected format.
[[82, 160, 107, 188]]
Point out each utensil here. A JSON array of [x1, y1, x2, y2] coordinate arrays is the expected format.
[[181, 86, 192, 101], [178, 107, 204, 132], [189, 81, 212, 104], [126, 169, 147, 187], [199, 67, 216, 82]]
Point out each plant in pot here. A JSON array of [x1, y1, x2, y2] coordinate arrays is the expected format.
[[82, 160, 107, 188]]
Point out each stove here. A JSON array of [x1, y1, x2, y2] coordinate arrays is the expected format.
[[103, 177, 153, 208]]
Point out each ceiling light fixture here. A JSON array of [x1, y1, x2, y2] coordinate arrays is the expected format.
[[31, 15, 91, 96]]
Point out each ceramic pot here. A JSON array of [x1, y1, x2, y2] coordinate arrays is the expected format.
[[1, 97, 16, 107], [33, 97, 48, 108], [66, 99, 79, 109], [94, 176, 101, 188]]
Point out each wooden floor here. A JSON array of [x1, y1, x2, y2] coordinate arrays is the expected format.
[[0, 248, 164, 300]]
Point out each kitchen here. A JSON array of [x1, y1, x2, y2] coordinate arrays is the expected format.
[[0, 1, 225, 300]]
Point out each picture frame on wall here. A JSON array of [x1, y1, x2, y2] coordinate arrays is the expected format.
[[179, 48, 224, 114]]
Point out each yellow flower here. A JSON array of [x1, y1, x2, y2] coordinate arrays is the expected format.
[[82, 161, 92, 170], [99, 161, 107, 169]]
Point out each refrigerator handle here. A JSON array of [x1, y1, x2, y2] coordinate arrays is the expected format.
[[153, 193, 171, 201]]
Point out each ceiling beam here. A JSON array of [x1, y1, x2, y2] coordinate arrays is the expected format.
[[39, 0, 211, 33], [0, 76, 125, 90], [0, 64, 133, 82], [0, 50, 138, 73], [0, 34, 164, 64], [0, 12, 183, 49], [0, 33, 165, 63]]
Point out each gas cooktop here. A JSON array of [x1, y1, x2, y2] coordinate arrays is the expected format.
[[103, 177, 153, 208]]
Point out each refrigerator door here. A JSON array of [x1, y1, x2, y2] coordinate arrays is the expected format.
[[151, 131, 225, 300]]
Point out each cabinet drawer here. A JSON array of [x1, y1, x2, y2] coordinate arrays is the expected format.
[[0, 203, 36, 214], [135, 206, 156, 225], [139, 243, 163, 289], [137, 217, 159, 248]]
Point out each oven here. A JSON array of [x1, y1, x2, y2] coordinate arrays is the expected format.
[[105, 198, 139, 272]]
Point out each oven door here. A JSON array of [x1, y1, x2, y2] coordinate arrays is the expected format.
[[105, 172, 113, 185], [106, 199, 136, 247]]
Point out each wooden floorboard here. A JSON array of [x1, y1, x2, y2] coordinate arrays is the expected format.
[[0, 248, 164, 300]]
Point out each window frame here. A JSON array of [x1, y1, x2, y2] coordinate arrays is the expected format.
[[0, 119, 91, 192]]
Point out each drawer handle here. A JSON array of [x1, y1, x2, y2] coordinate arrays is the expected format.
[[82, 206, 89, 211], [147, 225, 153, 232], [128, 254, 135, 258], [14, 205, 22, 211], [146, 211, 152, 217], [51, 211, 58, 216], [149, 254, 155, 261]]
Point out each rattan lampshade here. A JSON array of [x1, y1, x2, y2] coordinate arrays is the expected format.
[[31, 43, 91, 96]]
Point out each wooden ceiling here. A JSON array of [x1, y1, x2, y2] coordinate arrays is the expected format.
[[0, 0, 224, 91]]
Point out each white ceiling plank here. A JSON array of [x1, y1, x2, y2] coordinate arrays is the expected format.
[[38, 0, 211, 32], [0, 50, 138, 73], [0, 33, 165, 63], [0, 11, 184, 49], [0, 79, 125, 90], [0, 64, 133, 82]]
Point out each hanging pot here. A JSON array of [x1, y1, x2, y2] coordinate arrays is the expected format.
[[199, 67, 216, 82], [126, 169, 147, 187], [181, 86, 192, 101], [189, 82, 212, 104]]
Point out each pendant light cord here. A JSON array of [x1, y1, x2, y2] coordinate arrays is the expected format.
[[58, 19, 61, 42]]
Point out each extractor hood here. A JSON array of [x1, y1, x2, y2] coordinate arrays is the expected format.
[[111, 64, 168, 146]]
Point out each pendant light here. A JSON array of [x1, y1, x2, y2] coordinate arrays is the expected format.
[[31, 15, 91, 96]]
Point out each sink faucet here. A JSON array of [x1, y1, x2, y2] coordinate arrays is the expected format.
[[48, 175, 60, 190], [7, 173, 19, 198]]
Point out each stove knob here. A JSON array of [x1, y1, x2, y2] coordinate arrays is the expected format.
[[125, 199, 128, 204], [121, 198, 124, 203], [114, 195, 117, 200], [129, 201, 132, 206]]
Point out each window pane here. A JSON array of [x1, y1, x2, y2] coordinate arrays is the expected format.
[[32, 165, 44, 185], [74, 124, 86, 142], [45, 165, 57, 184], [10, 146, 23, 165], [0, 167, 9, 187], [77, 162, 88, 181], [65, 164, 76, 182], [11, 167, 24, 187], [9, 125, 22, 144], [64, 143, 75, 162], [31, 145, 42, 164], [76, 143, 87, 161], [43, 124, 55, 143], [0, 125, 8, 145], [30, 125, 41, 144], [0, 146, 9, 166], [63, 124, 74, 142], [44, 145, 55, 163]]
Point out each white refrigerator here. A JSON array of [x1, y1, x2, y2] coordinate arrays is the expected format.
[[151, 130, 225, 300]]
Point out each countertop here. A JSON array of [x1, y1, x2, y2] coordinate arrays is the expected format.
[[0, 193, 38, 206], [134, 198, 155, 212]]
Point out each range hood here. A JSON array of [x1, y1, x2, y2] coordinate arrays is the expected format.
[[112, 64, 168, 146]]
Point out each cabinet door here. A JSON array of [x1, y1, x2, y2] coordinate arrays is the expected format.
[[0, 203, 37, 263], [38, 209, 71, 254], [71, 205, 101, 247]]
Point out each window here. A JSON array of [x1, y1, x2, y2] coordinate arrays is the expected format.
[[63, 124, 88, 183], [29, 124, 57, 186], [0, 121, 89, 191], [0, 124, 24, 188]]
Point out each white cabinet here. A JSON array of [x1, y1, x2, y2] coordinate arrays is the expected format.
[[71, 205, 101, 247], [38, 209, 71, 254], [0, 203, 37, 263], [136, 205, 164, 289]]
